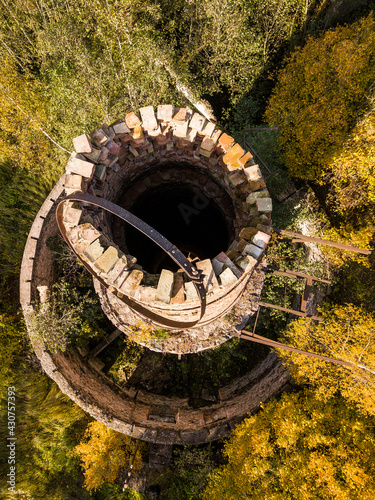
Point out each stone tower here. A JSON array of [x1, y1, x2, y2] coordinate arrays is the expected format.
[[21, 105, 290, 444]]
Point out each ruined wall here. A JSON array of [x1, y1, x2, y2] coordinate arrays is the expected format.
[[20, 105, 292, 444]]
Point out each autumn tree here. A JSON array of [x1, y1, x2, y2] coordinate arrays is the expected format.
[[204, 390, 375, 500], [265, 14, 375, 181], [278, 304, 375, 415], [74, 421, 145, 492], [328, 109, 375, 215]]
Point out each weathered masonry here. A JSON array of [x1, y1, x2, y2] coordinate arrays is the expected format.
[[20, 105, 290, 444]]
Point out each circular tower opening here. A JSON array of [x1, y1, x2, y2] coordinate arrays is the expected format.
[[116, 162, 235, 274], [125, 184, 230, 273], [56, 105, 272, 351]]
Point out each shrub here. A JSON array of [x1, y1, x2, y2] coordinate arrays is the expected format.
[[28, 280, 104, 352]]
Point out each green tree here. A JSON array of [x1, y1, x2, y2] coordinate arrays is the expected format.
[[0, 0, 183, 154], [278, 304, 375, 415], [0, 160, 55, 304], [0, 313, 29, 399], [0, 54, 58, 173], [265, 14, 375, 180], [157, 446, 216, 500], [156, 0, 308, 113], [204, 390, 375, 500], [0, 0, 310, 133]]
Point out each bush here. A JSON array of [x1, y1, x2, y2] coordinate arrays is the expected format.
[[28, 280, 105, 352], [156, 446, 215, 500]]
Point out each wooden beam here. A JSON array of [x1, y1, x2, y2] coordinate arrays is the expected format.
[[86, 329, 123, 359], [251, 306, 261, 335], [259, 301, 323, 321], [301, 276, 313, 312], [240, 331, 353, 368], [274, 229, 371, 255], [272, 269, 331, 285]]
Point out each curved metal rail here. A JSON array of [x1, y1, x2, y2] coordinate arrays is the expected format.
[[56, 193, 207, 329]]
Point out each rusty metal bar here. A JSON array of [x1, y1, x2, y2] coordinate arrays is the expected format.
[[240, 330, 353, 368], [252, 306, 261, 335], [259, 301, 322, 321], [274, 228, 371, 255], [57, 194, 207, 329]]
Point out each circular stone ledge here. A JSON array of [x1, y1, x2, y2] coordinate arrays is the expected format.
[[20, 179, 291, 445], [60, 105, 273, 351], [95, 261, 267, 354]]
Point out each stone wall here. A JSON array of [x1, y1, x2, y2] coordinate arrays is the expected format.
[[59, 104, 274, 348], [20, 164, 290, 446], [20, 105, 292, 445]]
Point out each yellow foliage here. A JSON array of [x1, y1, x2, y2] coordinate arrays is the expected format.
[[265, 15, 375, 181], [204, 390, 375, 500], [319, 224, 373, 267], [74, 421, 144, 491], [278, 304, 375, 415], [328, 108, 375, 215], [127, 320, 170, 343]]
